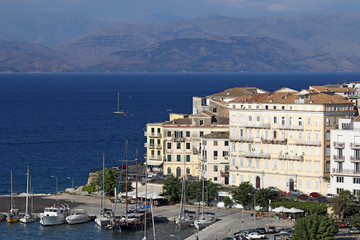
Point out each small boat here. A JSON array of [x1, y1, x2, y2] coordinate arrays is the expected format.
[[112, 92, 128, 115], [39, 204, 70, 226], [7, 169, 20, 223], [194, 212, 216, 230], [20, 167, 36, 223], [0, 213, 6, 221], [66, 209, 91, 225]]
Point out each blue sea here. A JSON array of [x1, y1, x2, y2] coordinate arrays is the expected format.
[[1, 72, 360, 195], [1, 72, 360, 239]]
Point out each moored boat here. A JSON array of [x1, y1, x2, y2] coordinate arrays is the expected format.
[[194, 212, 216, 230], [20, 167, 36, 223], [66, 209, 91, 225], [7, 169, 20, 223], [39, 204, 70, 226]]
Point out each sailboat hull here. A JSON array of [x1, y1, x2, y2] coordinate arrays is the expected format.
[[20, 217, 35, 223], [7, 215, 20, 223]]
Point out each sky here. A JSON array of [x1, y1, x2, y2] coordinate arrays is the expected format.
[[1, 0, 360, 23]]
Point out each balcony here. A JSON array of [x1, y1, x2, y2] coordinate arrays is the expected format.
[[149, 155, 162, 161], [294, 139, 321, 146], [243, 152, 271, 159], [229, 136, 253, 142], [350, 156, 360, 163], [333, 155, 345, 162], [277, 154, 303, 161], [278, 124, 304, 130], [332, 168, 360, 175], [241, 122, 271, 129], [145, 132, 162, 137], [261, 137, 287, 145], [333, 142, 345, 148], [155, 144, 162, 149], [351, 143, 360, 149], [172, 137, 185, 142], [220, 170, 229, 177]]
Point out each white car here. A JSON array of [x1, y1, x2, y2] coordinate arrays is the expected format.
[[247, 232, 266, 239], [326, 193, 336, 198]]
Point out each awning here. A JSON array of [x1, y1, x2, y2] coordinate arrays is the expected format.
[[146, 160, 163, 166]]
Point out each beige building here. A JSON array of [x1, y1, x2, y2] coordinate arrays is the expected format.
[[227, 90, 355, 195], [144, 122, 164, 173], [201, 131, 230, 185], [162, 111, 229, 178]]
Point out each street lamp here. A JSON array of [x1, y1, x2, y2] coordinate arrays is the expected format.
[[67, 176, 74, 189], [248, 193, 256, 227]]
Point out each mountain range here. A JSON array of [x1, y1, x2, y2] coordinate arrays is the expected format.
[[1, 12, 360, 72]]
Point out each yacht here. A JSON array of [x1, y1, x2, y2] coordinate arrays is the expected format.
[[39, 204, 70, 226], [95, 208, 113, 226], [66, 209, 91, 225]]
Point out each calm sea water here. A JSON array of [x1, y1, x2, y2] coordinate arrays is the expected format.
[[1, 72, 360, 239], [0, 72, 360, 195]]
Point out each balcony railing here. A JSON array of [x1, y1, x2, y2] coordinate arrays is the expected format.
[[294, 139, 321, 146], [145, 132, 162, 137], [350, 156, 360, 162], [229, 136, 253, 142], [243, 152, 271, 159], [333, 142, 345, 148], [220, 170, 229, 176], [261, 137, 287, 145], [332, 168, 360, 174], [278, 124, 304, 130], [149, 155, 163, 161], [155, 144, 162, 149], [351, 143, 360, 149], [277, 154, 303, 161], [172, 137, 185, 142], [241, 122, 271, 129], [333, 155, 345, 161]]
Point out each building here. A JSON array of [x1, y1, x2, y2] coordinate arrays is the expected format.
[[330, 116, 360, 195], [201, 131, 230, 185], [144, 122, 164, 173], [227, 90, 355, 195]]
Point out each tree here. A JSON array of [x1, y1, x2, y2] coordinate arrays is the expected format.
[[162, 175, 182, 204], [232, 182, 255, 209], [223, 196, 231, 208], [348, 214, 360, 227], [329, 190, 356, 219], [93, 168, 132, 196], [186, 178, 219, 203], [292, 214, 336, 240], [255, 188, 274, 211]]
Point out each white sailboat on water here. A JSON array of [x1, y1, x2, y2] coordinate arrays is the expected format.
[[20, 167, 35, 223], [6, 169, 20, 223], [112, 92, 128, 115], [95, 153, 113, 227]]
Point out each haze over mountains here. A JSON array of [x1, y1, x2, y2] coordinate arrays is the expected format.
[[1, 12, 360, 72]]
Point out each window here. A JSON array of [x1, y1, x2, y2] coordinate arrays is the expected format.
[[265, 159, 269, 169], [337, 188, 344, 194], [354, 178, 360, 184], [248, 115, 252, 121], [177, 142, 181, 149], [307, 118, 311, 126], [167, 155, 171, 162], [240, 158, 244, 167], [298, 161, 302, 171], [337, 177, 344, 183], [212, 108, 217, 113], [315, 161, 320, 172], [273, 177, 278, 187], [186, 131, 190, 137], [167, 167, 171, 175], [176, 167, 181, 177], [298, 179, 302, 188], [273, 116, 278, 124], [214, 177, 218, 181], [281, 160, 285, 170], [199, 120, 204, 126], [326, 117, 331, 126], [200, 131, 204, 137], [315, 181, 319, 190], [214, 141, 218, 146], [214, 151, 218, 158], [256, 159, 260, 168], [289, 161, 294, 171], [256, 116, 260, 122], [167, 142, 171, 149], [282, 106, 285, 110], [224, 140, 229, 146], [186, 167, 190, 175], [175, 131, 183, 138], [240, 115, 244, 123], [307, 180, 311, 189], [306, 161, 311, 172], [213, 165, 218, 172], [186, 155, 190, 162], [186, 142, 190, 149], [248, 159, 252, 168], [223, 151, 229, 157], [265, 105, 269, 109], [298, 117, 303, 127], [176, 155, 181, 162], [273, 160, 277, 170], [273, 106, 277, 110]]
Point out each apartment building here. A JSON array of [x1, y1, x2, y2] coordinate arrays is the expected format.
[[162, 111, 229, 178], [331, 117, 360, 195], [144, 122, 164, 173], [201, 131, 230, 185], [227, 90, 355, 195]]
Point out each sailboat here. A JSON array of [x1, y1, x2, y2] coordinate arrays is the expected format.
[[20, 167, 35, 223], [175, 156, 196, 228], [95, 154, 113, 227], [112, 92, 128, 115], [194, 174, 215, 230], [6, 169, 20, 223]]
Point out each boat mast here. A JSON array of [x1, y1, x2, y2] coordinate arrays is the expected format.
[[100, 153, 105, 216], [136, 149, 138, 212], [10, 169, 13, 210], [25, 167, 30, 215], [143, 153, 148, 240], [201, 172, 205, 217], [125, 140, 128, 220], [117, 92, 120, 112]]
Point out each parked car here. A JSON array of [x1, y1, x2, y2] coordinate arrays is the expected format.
[[256, 228, 266, 234], [278, 228, 294, 234], [349, 227, 360, 234], [326, 193, 336, 198], [247, 232, 266, 239], [268, 186, 281, 192], [315, 196, 329, 203], [338, 222, 348, 228], [297, 194, 311, 201], [289, 190, 302, 195], [273, 232, 292, 240], [234, 235, 249, 240], [309, 192, 323, 198], [234, 230, 249, 237], [267, 226, 277, 233]]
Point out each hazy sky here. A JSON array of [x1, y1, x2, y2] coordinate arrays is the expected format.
[[2, 0, 360, 22]]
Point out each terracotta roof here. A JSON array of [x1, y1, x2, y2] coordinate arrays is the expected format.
[[354, 116, 360, 122], [310, 86, 355, 93], [275, 87, 299, 93], [209, 87, 268, 98], [202, 131, 229, 139]]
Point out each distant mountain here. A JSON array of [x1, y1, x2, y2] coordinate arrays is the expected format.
[[78, 37, 360, 72], [0, 40, 72, 72], [0, 14, 109, 47], [1, 12, 360, 72]]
